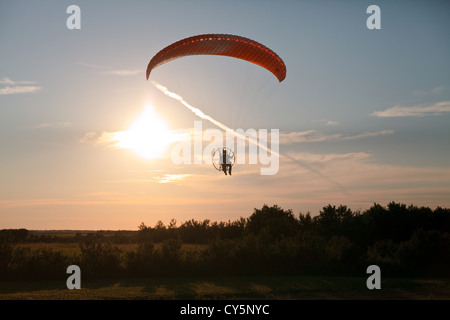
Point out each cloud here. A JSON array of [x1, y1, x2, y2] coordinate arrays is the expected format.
[[0, 86, 41, 95], [325, 120, 339, 126], [413, 86, 445, 97], [34, 122, 72, 129], [432, 86, 445, 94], [2, 147, 449, 229], [286, 151, 371, 163], [253, 150, 450, 214], [280, 130, 337, 144], [77, 62, 111, 69], [371, 101, 450, 117], [0, 77, 16, 85], [80, 131, 116, 146], [281, 151, 450, 189], [77, 62, 140, 76], [0, 77, 37, 85], [0, 77, 41, 95], [340, 130, 394, 140], [158, 174, 191, 183], [102, 69, 141, 76], [279, 129, 394, 144]]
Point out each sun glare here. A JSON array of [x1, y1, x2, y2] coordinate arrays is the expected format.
[[113, 104, 174, 160]]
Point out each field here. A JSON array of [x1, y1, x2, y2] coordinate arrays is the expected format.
[[2, 275, 450, 300], [2, 209, 450, 302], [5, 240, 448, 300]]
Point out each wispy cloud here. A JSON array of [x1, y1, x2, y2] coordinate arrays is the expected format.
[[0, 77, 41, 95], [102, 69, 141, 76], [413, 86, 445, 97], [77, 62, 111, 69], [78, 62, 140, 77], [0, 77, 37, 85], [325, 120, 339, 126], [280, 130, 334, 144], [0, 86, 41, 95], [0, 78, 15, 85], [34, 122, 72, 129], [340, 130, 394, 140], [371, 101, 450, 117], [311, 119, 339, 127], [158, 174, 191, 183], [280, 129, 394, 144], [80, 131, 117, 146], [286, 151, 371, 163], [257, 150, 450, 212], [432, 86, 445, 94], [100, 173, 191, 185]]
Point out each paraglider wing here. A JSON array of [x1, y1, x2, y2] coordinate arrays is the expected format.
[[146, 34, 286, 82]]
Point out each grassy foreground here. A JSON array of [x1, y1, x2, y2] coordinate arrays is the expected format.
[[1, 276, 450, 300]]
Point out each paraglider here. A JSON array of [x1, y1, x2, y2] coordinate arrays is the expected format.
[[146, 34, 286, 175], [146, 34, 286, 82]]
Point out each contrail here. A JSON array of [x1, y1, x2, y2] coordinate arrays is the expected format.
[[152, 81, 274, 155], [152, 81, 349, 194]]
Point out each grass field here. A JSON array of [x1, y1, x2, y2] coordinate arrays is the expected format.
[[1, 276, 450, 300], [3, 231, 450, 301], [15, 242, 206, 255]]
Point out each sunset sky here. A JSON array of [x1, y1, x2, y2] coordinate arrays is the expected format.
[[1, 0, 449, 230]]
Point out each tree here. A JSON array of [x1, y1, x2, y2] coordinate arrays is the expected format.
[[314, 204, 354, 238], [246, 204, 298, 239]]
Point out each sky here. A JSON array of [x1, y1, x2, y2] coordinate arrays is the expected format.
[[1, 0, 449, 230]]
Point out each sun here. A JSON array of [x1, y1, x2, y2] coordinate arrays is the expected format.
[[113, 104, 175, 160]]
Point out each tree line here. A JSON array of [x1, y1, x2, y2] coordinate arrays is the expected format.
[[1, 202, 449, 281]]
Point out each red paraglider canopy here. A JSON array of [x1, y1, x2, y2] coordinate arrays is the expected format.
[[146, 34, 286, 82]]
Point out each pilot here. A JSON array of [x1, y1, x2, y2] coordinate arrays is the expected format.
[[221, 148, 233, 176]]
